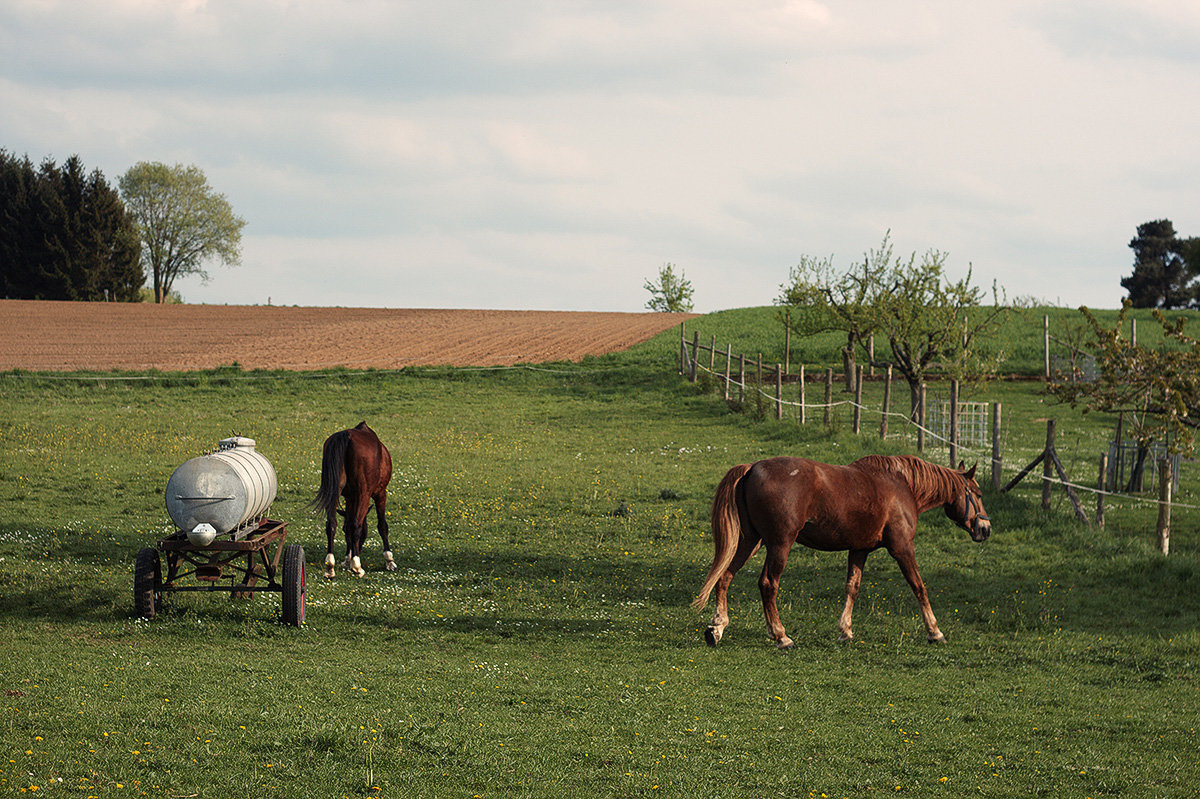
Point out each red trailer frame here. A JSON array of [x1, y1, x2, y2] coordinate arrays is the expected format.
[[134, 519, 305, 626]]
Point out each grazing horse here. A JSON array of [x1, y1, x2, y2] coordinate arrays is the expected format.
[[311, 422, 395, 579], [693, 455, 991, 648]]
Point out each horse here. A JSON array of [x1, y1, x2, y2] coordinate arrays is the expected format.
[[693, 454, 991, 648], [310, 421, 395, 579]]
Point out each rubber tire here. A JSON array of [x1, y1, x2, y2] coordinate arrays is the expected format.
[[282, 544, 306, 627], [134, 547, 161, 620]]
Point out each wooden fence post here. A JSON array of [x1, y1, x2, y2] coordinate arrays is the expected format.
[[824, 368, 833, 429], [723, 343, 732, 401], [991, 402, 1002, 492], [949, 379, 960, 466], [1042, 420, 1056, 510], [775, 365, 783, 421], [1043, 314, 1050, 380], [680, 323, 686, 375], [709, 335, 716, 372], [852, 365, 863, 435], [1096, 452, 1107, 530], [798, 364, 806, 425], [880, 365, 892, 439], [784, 313, 791, 376], [868, 336, 875, 377], [689, 331, 700, 382], [1157, 457, 1172, 555]]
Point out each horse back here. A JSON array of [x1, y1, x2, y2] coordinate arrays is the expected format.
[[346, 422, 392, 494], [743, 456, 913, 551]]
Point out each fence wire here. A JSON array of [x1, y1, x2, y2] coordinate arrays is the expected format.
[[691, 357, 1200, 512]]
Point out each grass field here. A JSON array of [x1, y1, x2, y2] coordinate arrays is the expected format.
[[1, 309, 1199, 798]]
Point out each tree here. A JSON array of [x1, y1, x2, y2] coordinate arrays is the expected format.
[[873, 249, 1011, 418], [1050, 302, 1200, 456], [119, 162, 246, 303], [777, 237, 890, 388], [644, 263, 694, 312], [0, 150, 142, 301], [777, 234, 1012, 418], [1121, 220, 1200, 309]]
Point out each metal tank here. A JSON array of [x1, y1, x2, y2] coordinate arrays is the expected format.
[[164, 437, 277, 539]]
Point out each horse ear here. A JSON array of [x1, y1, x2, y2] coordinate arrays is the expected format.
[[957, 460, 966, 471], [964, 464, 977, 480]]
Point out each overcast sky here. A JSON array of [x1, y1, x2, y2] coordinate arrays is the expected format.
[[3, 1, 1198, 312]]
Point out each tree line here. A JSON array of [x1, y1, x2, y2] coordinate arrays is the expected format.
[[2, 150, 244, 303], [1, 150, 143, 301]]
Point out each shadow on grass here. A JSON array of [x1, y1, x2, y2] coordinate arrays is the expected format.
[[2, 516, 1198, 646]]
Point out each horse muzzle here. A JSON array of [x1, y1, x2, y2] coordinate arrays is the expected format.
[[970, 517, 992, 542]]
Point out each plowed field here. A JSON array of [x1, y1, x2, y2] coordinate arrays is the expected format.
[[0, 301, 695, 371]]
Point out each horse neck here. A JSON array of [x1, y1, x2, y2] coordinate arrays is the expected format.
[[860, 455, 960, 512], [901, 457, 962, 512]]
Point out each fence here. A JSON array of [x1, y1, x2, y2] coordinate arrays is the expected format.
[[678, 321, 1189, 553]]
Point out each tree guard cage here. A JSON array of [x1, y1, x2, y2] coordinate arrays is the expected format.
[[1107, 440, 1181, 493]]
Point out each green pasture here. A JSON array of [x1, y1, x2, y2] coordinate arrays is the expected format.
[[1, 309, 1198, 798]]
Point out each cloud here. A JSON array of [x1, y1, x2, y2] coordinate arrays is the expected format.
[[1028, 0, 1200, 63], [3, 0, 1199, 312]]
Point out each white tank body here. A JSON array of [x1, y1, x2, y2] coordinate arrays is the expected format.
[[164, 437, 277, 535]]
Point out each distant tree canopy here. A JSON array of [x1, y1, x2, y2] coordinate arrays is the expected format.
[[119, 162, 245, 304], [1121, 219, 1200, 309], [1050, 302, 1200, 456], [1, 150, 143, 301]]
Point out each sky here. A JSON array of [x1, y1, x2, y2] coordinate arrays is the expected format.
[[2, 1, 1198, 312]]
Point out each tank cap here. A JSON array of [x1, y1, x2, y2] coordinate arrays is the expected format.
[[218, 436, 256, 450]]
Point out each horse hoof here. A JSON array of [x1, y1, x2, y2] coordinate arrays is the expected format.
[[838, 632, 855, 644], [776, 637, 794, 650], [928, 632, 947, 644], [324, 568, 336, 580], [704, 627, 720, 647]]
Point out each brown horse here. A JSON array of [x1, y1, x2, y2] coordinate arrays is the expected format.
[[694, 454, 991, 648], [311, 422, 394, 579]]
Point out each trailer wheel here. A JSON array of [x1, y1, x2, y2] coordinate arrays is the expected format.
[[282, 544, 306, 627], [134, 548, 162, 620]]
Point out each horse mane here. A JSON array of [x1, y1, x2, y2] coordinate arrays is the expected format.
[[853, 454, 963, 511]]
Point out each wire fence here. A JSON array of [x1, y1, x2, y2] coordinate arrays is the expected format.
[[681, 328, 1200, 517]]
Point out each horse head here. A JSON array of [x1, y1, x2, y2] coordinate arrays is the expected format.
[[946, 464, 991, 542]]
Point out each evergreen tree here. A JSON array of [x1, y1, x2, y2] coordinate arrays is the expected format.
[[1121, 219, 1199, 309], [0, 150, 143, 301]]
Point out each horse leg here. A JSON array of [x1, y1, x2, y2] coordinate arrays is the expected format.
[[758, 545, 794, 649], [324, 508, 338, 579], [706, 536, 761, 646], [346, 499, 369, 578], [837, 548, 870, 642], [375, 491, 396, 572], [888, 543, 945, 643]]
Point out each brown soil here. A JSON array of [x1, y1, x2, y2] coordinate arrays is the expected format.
[[0, 300, 696, 372]]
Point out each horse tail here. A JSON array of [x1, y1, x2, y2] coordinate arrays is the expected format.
[[692, 463, 753, 610], [310, 429, 351, 516]]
